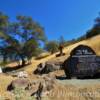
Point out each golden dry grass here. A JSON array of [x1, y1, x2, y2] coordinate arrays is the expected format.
[[25, 35, 100, 73], [0, 35, 100, 99], [6, 35, 100, 73], [4, 35, 99, 78], [0, 74, 15, 99], [48, 83, 100, 100]]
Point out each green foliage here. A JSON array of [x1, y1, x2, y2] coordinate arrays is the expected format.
[[86, 28, 100, 38], [0, 12, 46, 66], [0, 12, 10, 42], [85, 13, 100, 38], [13, 87, 35, 100], [33, 47, 45, 56], [0, 61, 10, 67], [44, 41, 59, 54]]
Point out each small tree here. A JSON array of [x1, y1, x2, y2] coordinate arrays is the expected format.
[[44, 41, 59, 54], [59, 35, 66, 46], [58, 36, 66, 55], [58, 44, 64, 56]]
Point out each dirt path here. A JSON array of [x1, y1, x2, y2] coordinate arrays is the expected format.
[[57, 79, 100, 87]]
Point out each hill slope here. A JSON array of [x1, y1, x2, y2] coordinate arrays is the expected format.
[[25, 35, 100, 73], [0, 35, 100, 99]]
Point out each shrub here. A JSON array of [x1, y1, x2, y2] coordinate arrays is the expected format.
[[44, 41, 59, 54], [13, 87, 35, 100]]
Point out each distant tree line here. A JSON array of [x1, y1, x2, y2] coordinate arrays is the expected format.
[[44, 13, 100, 54], [64, 13, 100, 46], [76, 13, 100, 41]]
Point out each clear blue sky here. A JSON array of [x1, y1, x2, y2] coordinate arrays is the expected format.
[[0, 0, 100, 40]]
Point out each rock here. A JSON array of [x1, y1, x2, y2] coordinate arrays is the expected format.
[[17, 71, 28, 78], [31, 75, 56, 98], [7, 79, 30, 91], [34, 62, 45, 74], [0, 67, 2, 73], [8, 71, 28, 78], [34, 61, 62, 75], [7, 75, 56, 99]]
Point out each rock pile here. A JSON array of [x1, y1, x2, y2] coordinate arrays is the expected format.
[[34, 61, 63, 75], [7, 74, 56, 99]]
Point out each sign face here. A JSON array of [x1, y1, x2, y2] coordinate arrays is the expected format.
[[69, 45, 100, 77], [74, 56, 100, 76]]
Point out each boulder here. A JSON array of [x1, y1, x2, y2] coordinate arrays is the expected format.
[[7, 79, 30, 91], [17, 71, 28, 78], [34, 61, 62, 75], [31, 75, 56, 98], [34, 62, 45, 74], [7, 74, 56, 99], [8, 71, 28, 78], [0, 67, 2, 73]]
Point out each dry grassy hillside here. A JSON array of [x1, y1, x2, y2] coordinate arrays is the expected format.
[[7, 35, 100, 73], [0, 35, 100, 99], [25, 35, 100, 73], [63, 34, 100, 55]]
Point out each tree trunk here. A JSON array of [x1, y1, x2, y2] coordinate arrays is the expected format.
[[21, 57, 25, 67], [3, 53, 7, 64], [19, 54, 26, 67], [60, 49, 63, 55]]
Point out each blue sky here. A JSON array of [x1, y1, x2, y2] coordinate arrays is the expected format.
[[0, 0, 100, 40]]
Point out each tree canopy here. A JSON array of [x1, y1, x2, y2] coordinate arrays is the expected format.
[[0, 12, 46, 66]]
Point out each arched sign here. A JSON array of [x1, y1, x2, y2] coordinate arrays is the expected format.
[[63, 45, 100, 78], [70, 45, 96, 57]]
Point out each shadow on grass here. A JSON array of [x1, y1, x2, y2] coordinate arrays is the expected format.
[[78, 72, 100, 79], [56, 72, 100, 80], [56, 75, 69, 80], [2, 63, 31, 73]]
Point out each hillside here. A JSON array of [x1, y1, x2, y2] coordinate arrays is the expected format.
[[0, 35, 100, 99], [25, 35, 100, 73]]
